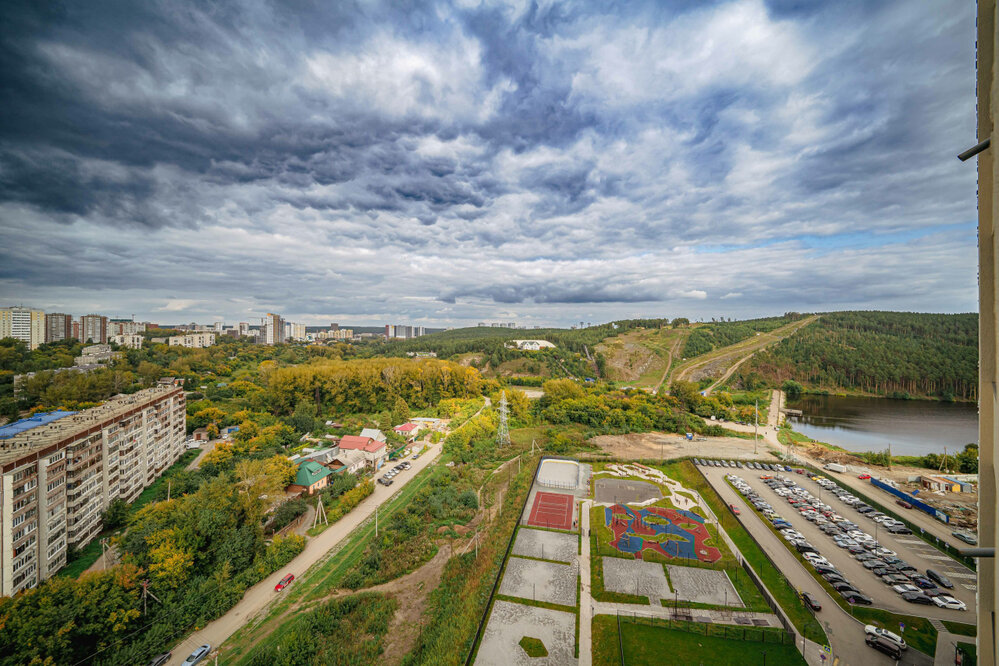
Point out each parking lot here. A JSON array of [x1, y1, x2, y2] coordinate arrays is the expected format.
[[698, 461, 941, 665], [708, 461, 974, 620]]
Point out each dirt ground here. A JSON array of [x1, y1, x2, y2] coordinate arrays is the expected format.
[[585, 432, 780, 462], [596, 332, 665, 382]]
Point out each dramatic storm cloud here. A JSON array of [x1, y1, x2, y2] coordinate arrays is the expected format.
[[0, 0, 978, 326]]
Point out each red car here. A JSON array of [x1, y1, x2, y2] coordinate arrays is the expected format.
[[275, 574, 294, 591], [896, 499, 912, 509], [729, 504, 741, 515], [858, 473, 871, 480]]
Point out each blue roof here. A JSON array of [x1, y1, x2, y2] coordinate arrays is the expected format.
[[0, 410, 77, 440]]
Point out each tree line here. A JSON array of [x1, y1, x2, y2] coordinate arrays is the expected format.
[[738, 311, 978, 400]]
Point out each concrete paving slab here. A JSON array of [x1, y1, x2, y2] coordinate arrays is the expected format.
[[476, 600, 577, 666], [500, 557, 578, 607], [513, 528, 578, 564]]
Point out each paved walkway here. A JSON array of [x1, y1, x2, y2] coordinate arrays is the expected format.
[[168, 441, 443, 665], [592, 601, 781, 626], [578, 500, 592, 666]]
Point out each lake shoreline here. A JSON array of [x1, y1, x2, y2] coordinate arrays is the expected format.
[[796, 388, 976, 405], [785, 393, 978, 457]]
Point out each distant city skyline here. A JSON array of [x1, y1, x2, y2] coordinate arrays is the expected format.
[[0, 1, 978, 326]]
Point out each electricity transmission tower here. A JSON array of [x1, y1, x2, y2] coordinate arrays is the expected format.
[[497, 391, 511, 447]]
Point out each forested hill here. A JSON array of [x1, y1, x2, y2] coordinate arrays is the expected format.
[[737, 311, 978, 401]]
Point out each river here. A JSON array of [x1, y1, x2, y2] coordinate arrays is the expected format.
[[785, 394, 978, 456]]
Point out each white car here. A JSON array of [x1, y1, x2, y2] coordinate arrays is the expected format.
[[864, 625, 907, 650], [933, 596, 967, 611], [892, 584, 921, 595]]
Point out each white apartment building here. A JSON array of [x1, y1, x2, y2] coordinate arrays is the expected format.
[[0, 307, 45, 350], [0, 386, 185, 596], [110, 334, 144, 349], [168, 332, 216, 348], [288, 322, 307, 341]]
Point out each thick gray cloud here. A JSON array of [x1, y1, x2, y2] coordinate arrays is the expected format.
[[0, 0, 978, 326]]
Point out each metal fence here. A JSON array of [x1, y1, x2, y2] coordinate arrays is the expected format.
[[464, 456, 541, 666], [614, 612, 795, 664]]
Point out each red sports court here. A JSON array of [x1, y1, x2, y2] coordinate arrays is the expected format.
[[527, 491, 574, 530]]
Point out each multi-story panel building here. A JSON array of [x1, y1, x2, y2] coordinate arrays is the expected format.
[[79, 314, 108, 344], [288, 322, 307, 341], [108, 320, 146, 337], [167, 332, 216, 348], [0, 386, 185, 596], [263, 313, 284, 345], [0, 307, 45, 350], [45, 313, 74, 343], [110, 334, 144, 349]]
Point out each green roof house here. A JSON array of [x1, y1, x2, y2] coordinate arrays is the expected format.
[[292, 460, 334, 494]]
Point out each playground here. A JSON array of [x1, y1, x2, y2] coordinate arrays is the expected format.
[[527, 491, 575, 531], [604, 504, 722, 563]]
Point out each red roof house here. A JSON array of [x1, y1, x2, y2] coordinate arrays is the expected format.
[[339, 435, 388, 469]]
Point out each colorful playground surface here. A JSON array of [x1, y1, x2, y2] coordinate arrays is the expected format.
[[527, 491, 574, 530], [605, 504, 721, 563]]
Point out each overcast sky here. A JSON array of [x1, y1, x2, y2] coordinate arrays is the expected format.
[[0, 0, 978, 328]]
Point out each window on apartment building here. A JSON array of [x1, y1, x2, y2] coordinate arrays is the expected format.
[[47, 452, 65, 465], [46, 477, 64, 492]]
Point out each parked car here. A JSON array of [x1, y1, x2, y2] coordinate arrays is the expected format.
[[926, 569, 954, 589], [901, 591, 933, 605], [832, 582, 858, 593], [866, 635, 903, 660], [801, 592, 821, 611], [933, 595, 968, 611], [911, 576, 937, 590], [275, 573, 294, 591], [378, 477, 393, 486], [842, 591, 873, 605], [865, 625, 907, 650], [182, 645, 211, 666], [952, 530, 978, 545], [148, 654, 172, 666]]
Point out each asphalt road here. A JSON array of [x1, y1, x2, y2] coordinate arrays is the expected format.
[[701, 465, 935, 666]]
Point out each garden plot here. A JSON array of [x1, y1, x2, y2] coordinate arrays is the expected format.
[[499, 557, 578, 607], [666, 564, 743, 607], [475, 600, 577, 666], [512, 528, 578, 564], [602, 556, 670, 604]]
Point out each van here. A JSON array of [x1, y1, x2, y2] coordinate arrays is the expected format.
[[866, 635, 903, 660]]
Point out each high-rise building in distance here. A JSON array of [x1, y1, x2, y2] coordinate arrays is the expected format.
[[45, 313, 73, 343], [263, 313, 284, 345], [0, 307, 45, 350], [79, 314, 108, 344]]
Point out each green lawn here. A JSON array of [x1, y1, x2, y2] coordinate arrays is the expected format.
[[592, 615, 805, 665], [519, 636, 548, 658], [957, 641, 977, 666], [943, 620, 977, 637]]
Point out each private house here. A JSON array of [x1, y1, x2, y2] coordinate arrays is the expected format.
[[339, 435, 388, 470], [192, 427, 211, 441], [359, 428, 387, 442], [288, 460, 334, 495], [393, 422, 420, 436]]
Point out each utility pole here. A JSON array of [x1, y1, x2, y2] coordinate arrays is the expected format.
[[167, 480, 171, 501], [140, 580, 161, 615], [375, 506, 379, 537], [497, 391, 511, 447]]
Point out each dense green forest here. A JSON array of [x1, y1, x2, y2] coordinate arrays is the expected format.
[[737, 311, 978, 400], [680, 314, 805, 358]]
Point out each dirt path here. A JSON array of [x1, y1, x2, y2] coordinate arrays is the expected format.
[[673, 316, 818, 387], [186, 439, 220, 470], [652, 330, 688, 393]]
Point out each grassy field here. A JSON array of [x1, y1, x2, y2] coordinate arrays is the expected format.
[[591, 615, 805, 665], [667, 461, 827, 643], [957, 641, 978, 666]]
